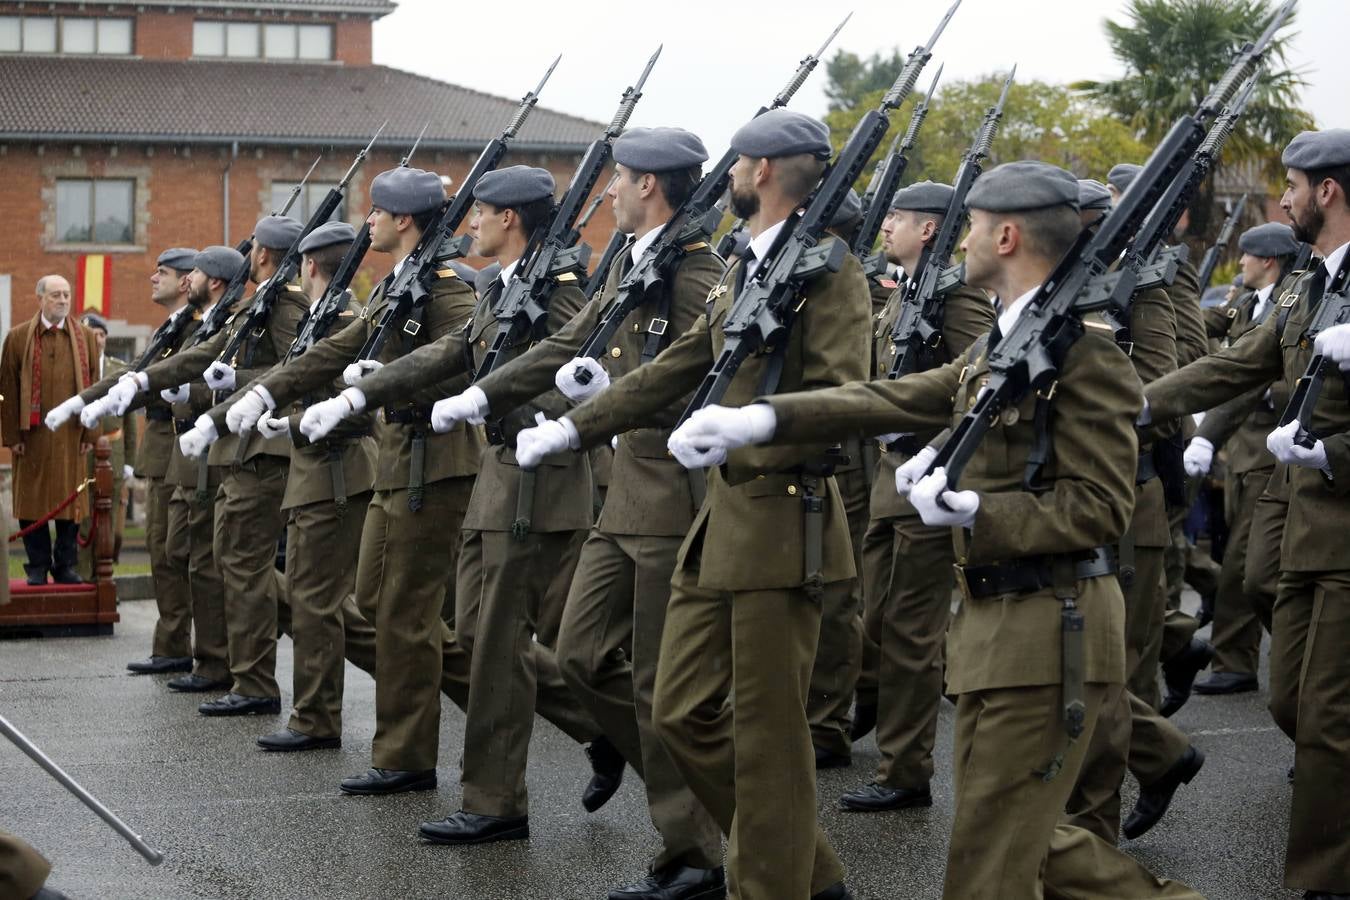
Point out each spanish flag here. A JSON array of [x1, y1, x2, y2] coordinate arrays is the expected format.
[[76, 254, 112, 317]]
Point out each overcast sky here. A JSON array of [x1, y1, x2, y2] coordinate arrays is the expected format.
[[374, 0, 1341, 159]]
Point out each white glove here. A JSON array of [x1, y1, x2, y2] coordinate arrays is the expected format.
[[1267, 420, 1329, 470], [895, 445, 938, 497], [430, 386, 489, 433], [667, 404, 777, 457], [668, 435, 726, 469], [160, 384, 190, 405], [300, 391, 362, 442], [910, 467, 980, 529], [178, 415, 219, 459], [226, 385, 275, 434], [515, 417, 579, 470], [343, 359, 383, 386], [106, 372, 147, 415], [79, 398, 110, 429], [256, 414, 291, 440], [203, 361, 236, 392], [1136, 398, 1152, 427], [1183, 437, 1214, 478], [122, 465, 135, 481], [45, 396, 85, 431], [1314, 322, 1350, 369], [555, 357, 610, 402]]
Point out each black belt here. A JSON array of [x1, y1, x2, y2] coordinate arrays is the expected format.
[[885, 434, 927, 456], [484, 421, 508, 447], [146, 407, 173, 422], [173, 419, 194, 435], [383, 406, 432, 425], [958, 547, 1116, 600], [1135, 450, 1158, 485]]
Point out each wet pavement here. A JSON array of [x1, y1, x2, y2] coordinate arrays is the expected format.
[[0, 597, 1300, 899]]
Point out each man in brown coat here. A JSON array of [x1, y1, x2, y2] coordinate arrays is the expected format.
[[0, 275, 99, 584]]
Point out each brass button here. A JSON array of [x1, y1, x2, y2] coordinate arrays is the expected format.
[[787, 484, 798, 496], [479, 340, 487, 348], [611, 347, 622, 358], [755, 474, 765, 480], [632, 323, 641, 332], [967, 394, 978, 410], [1003, 408, 1020, 426]]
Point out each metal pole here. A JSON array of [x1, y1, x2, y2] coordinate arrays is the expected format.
[[0, 714, 164, 866]]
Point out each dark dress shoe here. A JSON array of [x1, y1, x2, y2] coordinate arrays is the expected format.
[[814, 746, 851, 769], [418, 810, 528, 845], [257, 727, 340, 752], [850, 702, 877, 742], [1160, 638, 1215, 717], [1193, 671, 1258, 694], [51, 566, 83, 584], [1304, 892, 1350, 899], [33, 887, 73, 900], [127, 655, 193, 675], [340, 767, 436, 795], [583, 736, 626, 812], [198, 693, 281, 717], [608, 862, 726, 899], [24, 565, 48, 586], [167, 673, 230, 693], [839, 782, 932, 812], [811, 884, 854, 900], [1123, 745, 1204, 839]]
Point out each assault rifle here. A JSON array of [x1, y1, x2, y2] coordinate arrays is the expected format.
[[579, 174, 624, 300], [677, 0, 960, 423], [571, 14, 853, 379], [927, 0, 1296, 489], [854, 64, 944, 270], [1278, 243, 1350, 447], [213, 125, 383, 377], [285, 127, 429, 361], [886, 67, 1014, 379], [472, 46, 662, 380], [188, 155, 321, 348], [357, 56, 561, 362], [1196, 193, 1248, 295]]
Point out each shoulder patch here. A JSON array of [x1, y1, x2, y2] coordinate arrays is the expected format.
[[683, 241, 710, 252], [554, 272, 578, 283], [286, 284, 305, 293], [435, 268, 459, 279]]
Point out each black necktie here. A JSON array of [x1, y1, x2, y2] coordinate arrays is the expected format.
[[1306, 264, 1329, 312], [988, 298, 1004, 349], [735, 246, 757, 296]]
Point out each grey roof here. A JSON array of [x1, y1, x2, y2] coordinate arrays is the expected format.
[[110, 0, 396, 15], [0, 57, 601, 152]]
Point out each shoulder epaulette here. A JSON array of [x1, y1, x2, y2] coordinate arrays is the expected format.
[[1083, 320, 1113, 333], [338, 310, 355, 318], [878, 278, 898, 290], [683, 241, 710, 252], [435, 268, 459, 279], [554, 272, 579, 283], [286, 284, 305, 293]]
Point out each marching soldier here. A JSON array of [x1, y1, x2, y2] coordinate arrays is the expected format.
[[842, 180, 993, 812], [122, 214, 307, 717], [508, 109, 868, 900], [1188, 222, 1300, 696], [1143, 128, 1350, 899], [457, 129, 727, 895], [671, 161, 1200, 899]]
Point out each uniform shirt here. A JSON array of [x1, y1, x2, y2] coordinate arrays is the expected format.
[[744, 219, 788, 281], [1250, 281, 1276, 323], [630, 225, 660, 267]]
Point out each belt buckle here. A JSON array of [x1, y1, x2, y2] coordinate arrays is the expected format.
[[952, 563, 973, 606], [402, 320, 421, 337], [646, 317, 668, 336]]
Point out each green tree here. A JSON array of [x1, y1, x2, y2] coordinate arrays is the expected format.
[[823, 49, 906, 112], [1075, 0, 1312, 238]]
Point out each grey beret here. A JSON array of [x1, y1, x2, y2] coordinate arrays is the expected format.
[[370, 166, 447, 215], [1238, 222, 1300, 258], [1282, 129, 1350, 171], [890, 180, 954, 214], [254, 214, 304, 251], [614, 127, 709, 173], [966, 161, 1080, 213], [157, 247, 198, 272], [194, 245, 246, 281], [473, 165, 556, 208], [1078, 179, 1112, 211], [1107, 163, 1142, 192], [830, 189, 862, 228], [298, 221, 358, 255], [730, 108, 832, 160], [80, 311, 109, 333]]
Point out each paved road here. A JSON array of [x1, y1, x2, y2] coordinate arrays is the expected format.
[[0, 598, 1299, 899]]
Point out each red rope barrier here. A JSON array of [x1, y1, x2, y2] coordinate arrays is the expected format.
[[7, 479, 94, 542], [76, 507, 101, 549]]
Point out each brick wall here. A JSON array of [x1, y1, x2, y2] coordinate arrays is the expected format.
[[133, 11, 191, 60], [0, 142, 618, 338]]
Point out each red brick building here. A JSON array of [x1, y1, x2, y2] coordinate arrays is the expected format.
[[0, 0, 610, 355]]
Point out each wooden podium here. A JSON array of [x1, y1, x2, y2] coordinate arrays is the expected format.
[[0, 437, 119, 636]]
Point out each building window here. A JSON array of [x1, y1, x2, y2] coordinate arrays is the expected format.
[[194, 21, 332, 60], [270, 182, 345, 227], [0, 15, 131, 54], [55, 179, 135, 245]]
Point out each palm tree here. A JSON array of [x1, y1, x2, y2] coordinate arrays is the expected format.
[[1075, 0, 1312, 239]]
